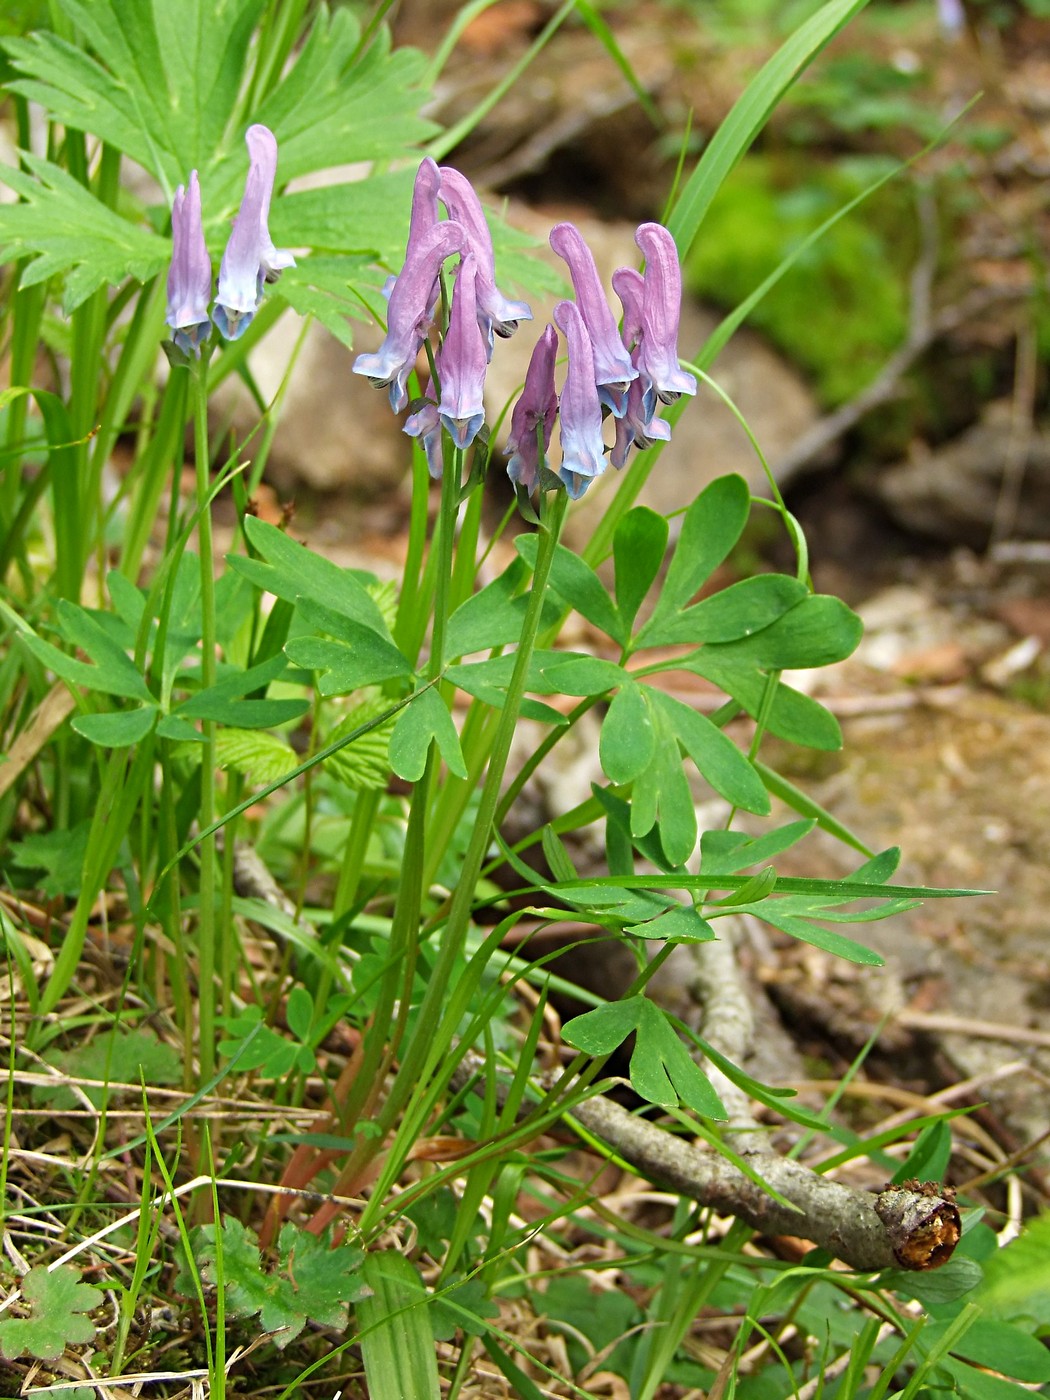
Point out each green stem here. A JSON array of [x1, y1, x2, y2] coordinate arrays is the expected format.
[[361, 489, 569, 1219], [192, 362, 219, 1085]]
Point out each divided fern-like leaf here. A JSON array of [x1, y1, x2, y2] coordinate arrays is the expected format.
[[184, 1218, 368, 1348]]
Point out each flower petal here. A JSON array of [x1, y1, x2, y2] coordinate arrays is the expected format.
[[437, 254, 487, 450], [506, 323, 559, 494], [439, 166, 532, 356], [166, 170, 212, 357], [550, 222, 636, 416], [634, 222, 697, 408], [352, 221, 467, 412], [553, 300, 606, 498]]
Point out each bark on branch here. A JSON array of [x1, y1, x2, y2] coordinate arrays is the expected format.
[[570, 1094, 959, 1272]]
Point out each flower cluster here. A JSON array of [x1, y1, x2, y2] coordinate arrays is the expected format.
[[353, 160, 695, 500], [165, 125, 295, 358]]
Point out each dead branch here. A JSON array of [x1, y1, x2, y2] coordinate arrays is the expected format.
[[570, 1094, 959, 1272]]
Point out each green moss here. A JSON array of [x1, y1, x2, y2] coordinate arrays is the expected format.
[[685, 156, 912, 406]]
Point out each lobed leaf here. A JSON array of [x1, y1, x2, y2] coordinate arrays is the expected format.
[[0, 1265, 101, 1361]]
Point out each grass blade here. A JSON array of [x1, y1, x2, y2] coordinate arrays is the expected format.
[[357, 1252, 440, 1400]]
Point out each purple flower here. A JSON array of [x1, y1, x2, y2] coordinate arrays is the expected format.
[[166, 171, 212, 358], [214, 125, 295, 341], [611, 360, 672, 469], [383, 157, 442, 303], [609, 262, 674, 468], [404, 379, 444, 479], [553, 300, 606, 499], [612, 265, 645, 350], [438, 166, 532, 356], [437, 254, 487, 449], [936, 0, 965, 34], [634, 223, 697, 412], [506, 324, 559, 493], [352, 221, 467, 412], [549, 222, 636, 417]]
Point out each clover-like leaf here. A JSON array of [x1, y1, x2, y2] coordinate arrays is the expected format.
[[0, 1265, 101, 1361]]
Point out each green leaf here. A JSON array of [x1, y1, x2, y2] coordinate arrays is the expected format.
[[357, 1251, 440, 1400], [705, 594, 863, 671], [732, 902, 884, 965], [651, 475, 751, 617], [388, 686, 466, 782], [34, 1028, 181, 1110], [885, 1256, 985, 1307], [562, 996, 645, 1056], [614, 506, 667, 633], [936, 1319, 1050, 1383], [699, 823, 815, 875], [599, 682, 655, 784], [190, 1218, 367, 1347], [649, 687, 770, 814], [253, 12, 437, 184], [890, 1119, 952, 1186], [933, 1356, 1040, 1399], [517, 534, 624, 643], [55, 600, 155, 699], [625, 904, 716, 943], [284, 632, 412, 696], [236, 517, 391, 638], [639, 573, 808, 648], [687, 654, 843, 750], [284, 986, 314, 1044], [178, 695, 308, 728], [539, 655, 626, 697], [7, 821, 91, 897], [321, 697, 395, 791], [216, 728, 297, 786], [541, 826, 578, 884], [21, 620, 152, 702], [219, 1006, 312, 1079], [632, 707, 697, 867], [979, 1213, 1050, 1317], [446, 557, 531, 657], [3, 0, 263, 187], [0, 1265, 101, 1361], [430, 1277, 499, 1342], [630, 1000, 726, 1118], [0, 153, 168, 311], [70, 704, 158, 746]]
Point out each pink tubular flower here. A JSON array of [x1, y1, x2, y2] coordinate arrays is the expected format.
[[438, 165, 532, 357], [437, 254, 488, 450], [549, 222, 636, 417], [634, 223, 697, 413], [553, 300, 606, 499], [506, 324, 559, 493], [165, 171, 212, 357], [213, 125, 295, 340], [383, 157, 442, 303], [352, 221, 467, 412]]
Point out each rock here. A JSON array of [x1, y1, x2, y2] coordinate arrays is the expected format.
[[878, 399, 1050, 545], [212, 313, 412, 498]]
